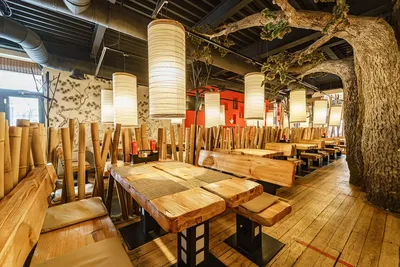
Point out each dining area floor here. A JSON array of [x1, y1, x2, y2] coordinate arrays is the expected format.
[[121, 158, 400, 267]]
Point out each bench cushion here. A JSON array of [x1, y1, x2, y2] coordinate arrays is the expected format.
[[42, 197, 107, 233], [240, 193, 279, 213], [32, 237, 132, 267]]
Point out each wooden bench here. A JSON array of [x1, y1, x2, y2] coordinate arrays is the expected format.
[[198, 150, 295, 265], [265, 143, 304, 173], [300, 152, 323, 169]]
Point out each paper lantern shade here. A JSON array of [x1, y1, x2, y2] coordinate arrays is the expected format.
[[205, 92, 220, 128], [112, 72, 138, 126], [313, 100, 328, 125], [148, 19, 186, 119], [244, 73, 265, 120], [329, 106, 342, 126], [266, 111, 274, 126], [171, 118, 183, 124], [220, 105, 225, 126], [101, 89, 113, 124], [299, 111, 310, 128], [290, 89, 307, 122]]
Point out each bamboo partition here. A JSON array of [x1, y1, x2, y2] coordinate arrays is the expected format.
[[31, 125, 45, 167], [122, 129, 131, 162], [111, 124, 121, 164], [47, 127, 57, 166], [134, 128, 142, 150], [91, 123, 106, 201], [189, 125, 195, 164], [177, 124, 183, 162], [4, 121, 13, 195], [235, 126, 240, 149], [16, 119, 29, 181], [0, 113, 5, 200], [184, 128, 190, 163], [61, 128, 75, 203], [195, 126, 204, 166], [157, 128, 163, 160], [78, 123, 86, 200], [68, 119, 75, 154], [141, 125, 149, 150], [9, 126, 21, 188], [170, 125, 177, 161], [162, 127, 167, 160], [39, 123, 47, 161]]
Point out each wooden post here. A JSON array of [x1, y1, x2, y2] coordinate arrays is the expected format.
[[91, 123, 106, 201], [47, 127, 56, 165], [9, 126, 21, 188], [16, 119, 29, 181], [177, 124, 183, 162], [134, 128, 142, 150], [78, 123, 86, 200], [214, 126, 221, 149], [28, 125, 35, 172], [240, 127, 245, 149], [141, 125, 149, 150], [226, 127, 231, 150], [61, 128, 75, 202], [157, 128, 163, 160], [195, 126, 204, 166], [122, 129, 130, 162], [68, 119, 75, 154], [39, 124, 47, 162], [184, 128, 190, 163], [170, 125, 177, 160], [0, 113, 5, 200], [189, 124, 195, 164], [257, 127, 264, 149], [31, 126, 45, 167], [4, 121, 13, 195], [235, 125, 240, 149], [162, 127, 167, 160], [111, 124, 121, 164]]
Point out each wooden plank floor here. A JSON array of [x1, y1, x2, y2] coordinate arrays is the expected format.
[[118, 158, 400, 267]]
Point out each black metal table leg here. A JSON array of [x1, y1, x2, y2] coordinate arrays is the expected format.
[[174, 220, 225, 267], [224, 214, 285, 266]]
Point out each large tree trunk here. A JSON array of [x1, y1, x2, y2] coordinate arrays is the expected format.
[[299, 60, 364, 187]]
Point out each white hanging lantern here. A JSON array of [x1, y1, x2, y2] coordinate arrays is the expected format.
[[101, 89, 113, 124], [290, 89, 307, 122], [205, 92, 220, 128], [113, 72, 138, 126], [329, 106, 342, 126], [148, 19, 186, 119], [171, 118, 183, 124], [244, 72, 265, 120], [313, 100, 328, 125], [266, 111, 274, 126], [300, 111, 310, 128], [220, 105, 225, 126]]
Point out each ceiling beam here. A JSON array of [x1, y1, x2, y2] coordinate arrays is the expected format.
[[196, 0, 254, 27], [320, 46, 339, 60], [90, 24, 106, 59]]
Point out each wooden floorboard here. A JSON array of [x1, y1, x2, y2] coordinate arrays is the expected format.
[[120, 158, 400, 267]]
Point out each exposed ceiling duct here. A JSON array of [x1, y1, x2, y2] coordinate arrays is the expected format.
[[63, 0, 91, 14]]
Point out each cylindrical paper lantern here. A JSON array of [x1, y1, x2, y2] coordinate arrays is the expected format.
[[220, 105, 225, 126], [290, 89, 307, 122], [205, 92, 220, 128], [266, 111, 274, 126], [171, 118, 183, 124], [313, 100, 328, 125], [244, 73, 264, 120], [101, 89, 113, 124], [300, 111, 310, 128], [112, 72, 138, 126], [329, 106, 342, 126], [148, 19, 186, 119]]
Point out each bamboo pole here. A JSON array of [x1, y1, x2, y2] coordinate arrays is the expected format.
[[177, 124, 183, 162], [235, 125, 240, 149], [184, 128, 190, 163], [157, 128, 163, 160], [31, 125, 45, 167], [0, 113, 5, 200], [188, 124, 195, 164], [78, 123, 86, 200], [16, 119, 29, 181], [28, 124, 35, 172], [9, 126, 21, 188], [68, 119, 75, 154], [213, 126, 221, 149], [61, 128, 75, 202], [141, 125, 149, 150], [39, 123, 47, 161], [122, 129, 130, 162], [111, 124, 121, 164], [91, 123, 105, 201], [47, 127, 56, 165], [4, 121, 13, 195], [195, 126, 204, 166], [226, 127, 231, 150], [221, 127, 226, 149], [162, 127, 167, 160], [257, 127, 264, 149], [134, 128, 142, 150], [240, 127, 245, 149], [170, 125, 177, 160]]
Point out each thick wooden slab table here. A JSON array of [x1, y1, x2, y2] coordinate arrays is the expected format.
[[293, 143, 318, 150], [109, 161, 263, 266], [232, 148, 284, 158]]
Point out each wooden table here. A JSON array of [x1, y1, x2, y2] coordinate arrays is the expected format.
[[232, 148, 284, 158], [109, 161, 263, 266]]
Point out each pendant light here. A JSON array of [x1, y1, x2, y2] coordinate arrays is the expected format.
[[290, 89, 307, 122], [300, 111, 310, 127], [244, 72, 264, 120], [205, 92, 220, 128], [266, 111, 274, 126], [220, 105, 225, 126], [148, 19, 186, 119], [101, 89, 113, 124], [313, 100, 328, 125], [113, 72, 138, 126], [329, 106, 342, 126], [171, 118, 183, 124]]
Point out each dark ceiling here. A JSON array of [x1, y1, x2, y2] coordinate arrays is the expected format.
[[0, 0, 395, 92]]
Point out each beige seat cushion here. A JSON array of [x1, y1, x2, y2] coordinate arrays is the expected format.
[[240, 192, 279, 213], [42, 197, 108, 233], [32, 237, 132, 267], [52, 183, 93, 203]]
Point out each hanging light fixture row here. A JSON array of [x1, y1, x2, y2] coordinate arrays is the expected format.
[[205, 92, 220, 128], [289, 88, 307, 123], [113, 72, 138, 126], [313, 100, 328, 125], [148, 19, 186, 119], [244, 72, 265, 120], [329, 106, 342, 126]]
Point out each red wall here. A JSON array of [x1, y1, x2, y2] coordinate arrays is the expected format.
[[185, 90, 269, 128]]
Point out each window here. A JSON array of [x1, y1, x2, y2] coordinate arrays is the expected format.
[[9, 97, 40, 126], [0, 70, 42, 92]]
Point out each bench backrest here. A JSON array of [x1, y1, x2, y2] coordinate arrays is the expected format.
[[264, 143, 296, 157], [0, 164, 57, 266], [198, 150, 295, 187], [299, 140, 325, 149]]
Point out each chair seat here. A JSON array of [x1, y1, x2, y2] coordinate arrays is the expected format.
[[32, 237, 132, 267], [42, 197, 107, 233], [240, 192, 279, 213]]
